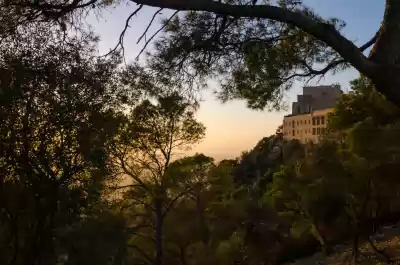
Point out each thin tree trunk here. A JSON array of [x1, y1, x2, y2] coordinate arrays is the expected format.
[[312, 223, 331, 255], [8, 212, 19, 265], [195, 188, 209, 245], [179, 246, 187, 265], [352, 225, 360, 265], [154, 199, 163, 265], [28, 185, 59, 265]]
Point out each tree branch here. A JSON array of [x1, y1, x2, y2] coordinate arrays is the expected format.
[[130, 0, 379, 77], [162, 187, 194, 219], [359, 33, 379, 52], [15, 0, 99, 18], [137, 7, 164, 44], [128, 244, 154, 263], [136, 10, 179, 59], [299, 59, 346, 76], [116, 153, 149, 191], [282, 59, 345, 83], [108, 184, 145, 190], [104, 4, 144, 57]]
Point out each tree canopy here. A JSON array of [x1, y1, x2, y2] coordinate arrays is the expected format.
[[3, 1, 400, 265], [3, 0, 400, 109]]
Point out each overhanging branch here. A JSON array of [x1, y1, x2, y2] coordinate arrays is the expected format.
[[12, 0, 382, 82], [299, 59, 346, 76], [283, 59, 346, 83], [136, 10, 179, 59], [130, 0, 379, 78], [104, 4, 144, 57], [137, 7, 164, 44], [13, 0, 98, 18]]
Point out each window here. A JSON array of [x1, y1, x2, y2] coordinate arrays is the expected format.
[[312, 117, 316, 125], [293, 130, 295, 136], [297, 121, 299, 126], [309, 120, 311, 124], [292, 121, 295, 128], [312, 128, 316, 135], [317, 127, 321, 134], [321, 116, 325, 125], [316, 116, 320, 125]]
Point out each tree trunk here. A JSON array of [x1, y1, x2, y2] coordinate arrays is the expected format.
[[195, 187, 209, 245], [154, 199, 164, 265], [369, 0, 400, 106], [370, 0, 400, 65], [312, 223, 331, 255], [352, 226, 359, 265], [179, 246, 187, 265], [27, 185, 58, 265]]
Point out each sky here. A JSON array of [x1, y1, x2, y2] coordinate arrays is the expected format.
[[88, 0, 385, 161]]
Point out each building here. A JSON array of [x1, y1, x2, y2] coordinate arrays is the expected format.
[[282, 85, 342, 143]]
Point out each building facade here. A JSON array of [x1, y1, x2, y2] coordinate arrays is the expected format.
[[283, 85, 342, 143]]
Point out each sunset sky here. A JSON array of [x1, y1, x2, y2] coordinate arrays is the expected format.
[[89, 0, 384, 160]]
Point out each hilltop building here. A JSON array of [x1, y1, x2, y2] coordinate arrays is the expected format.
[[282, 85, 342, 143]]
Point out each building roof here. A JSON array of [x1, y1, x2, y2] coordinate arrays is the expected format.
[[283, 108, 333, 118]]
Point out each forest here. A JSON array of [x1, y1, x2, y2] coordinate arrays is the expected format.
[[2, 1, 400, 265]]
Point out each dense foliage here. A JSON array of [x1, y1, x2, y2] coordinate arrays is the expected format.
[[2, 2, 400, 265], [5, 0, 400, 109], [2, 48, 400, 264]]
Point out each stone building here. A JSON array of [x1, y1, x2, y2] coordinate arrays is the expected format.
[[283, 85, 342, 143]]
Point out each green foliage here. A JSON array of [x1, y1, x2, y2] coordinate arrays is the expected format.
[[329, 76, 400, 131], [149, 0, 347, 110], [0, 30, 131, 264], [57, 206, 129, 265], [3, 13, 400, 263]]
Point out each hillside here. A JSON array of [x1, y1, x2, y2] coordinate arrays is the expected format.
[[291, 222, 400, 265]]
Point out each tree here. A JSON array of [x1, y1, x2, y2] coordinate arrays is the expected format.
[[5, 0, 400, 109], [0, 31, 129, 265], [56, 203, 130, 265], [329, 76, 400, 131], [325, 80, 400, 263], [268, 143, 346, 256], [112, 93, 205, 265]]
